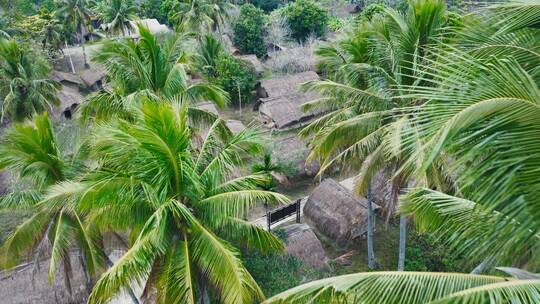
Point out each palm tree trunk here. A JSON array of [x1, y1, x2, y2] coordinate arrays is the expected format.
[[366, 186, 377, 270], [79, 25, 89, 68], [470, 257, 493, 274], [65, 41, 76, 74], [397, 214, 407, 271]]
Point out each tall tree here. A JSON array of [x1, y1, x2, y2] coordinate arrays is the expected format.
[[53, 100, 289, 303], [99, 0, 137, 36], [0, 113, 101, 295], [56, 0, 95, 68], [80, 25, 228, 122], [172, 0, 234, 33], [300, 0, 449, 270], [400, 0, 540, 270], [0, 39, 60, 121]]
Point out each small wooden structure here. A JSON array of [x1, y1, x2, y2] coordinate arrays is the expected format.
[[267, 199, 302, 231]]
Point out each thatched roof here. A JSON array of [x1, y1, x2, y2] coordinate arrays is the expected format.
[[236, 55, 264, 75], [51, 70, 84, 87], [284, 224, 327, 268], [0, 252, 89, 304], [257, 71, 319, 99], [225, 120, 246, 134], [304, 178, 381, 247], [259, 91, 321, 129], [221, 34, 241, 55], [80, 68, 106, 88], [271, 135, 319, 178], [55, 85, 84, 118], [195, 101, 220, 115]]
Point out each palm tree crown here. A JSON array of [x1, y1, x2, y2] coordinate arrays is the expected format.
[[59, 100, 288, 303], [80, 25, 228, 122], [100, 0, 138, 36], [0, 39, 60, 121]]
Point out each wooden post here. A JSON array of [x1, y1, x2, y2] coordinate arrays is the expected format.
[[267, 211, 271, 231], [295, 199, 301, 223]]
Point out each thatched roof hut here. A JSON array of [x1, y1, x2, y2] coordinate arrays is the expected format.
[[256, 71, 319, 99], [256, 71, 322, 129], [80, 68, 106, 90], [56, 85, 84, 119], [259, 91, 321, 129], [195, 101, 220, 115], [284, 224, 327, 268], [51, 70, 84, 87], [271, 135, 319, 178], [221, 34, 241, 55], [225, 120, 246, 134], [0, 252, 89, 304], [236, 55, 264, 76], [304, 178, 381, 247]]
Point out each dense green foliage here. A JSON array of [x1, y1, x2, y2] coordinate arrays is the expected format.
[[0, 39, 60, 121], [95, 0, 138, 35], [358, 3, 387, 21], [233, 4, 267, 57], [279, 0, 328, 41], [212, 54, 257, 106]]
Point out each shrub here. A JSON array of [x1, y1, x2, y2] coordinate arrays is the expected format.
[[279, 0, 328, 42], [211, 54, 257, 106], [265, 39, 316, 74], [233, 4, 267, 57], [252, 0, 283, 13], [358, 3, 387, 21]]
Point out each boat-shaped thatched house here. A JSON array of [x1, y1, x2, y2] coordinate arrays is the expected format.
[[256, 71, 322, 129], [304, 178, 381, 247], [284, 223, 327, 268], [236, 55, 265, 76], [56, 85, 84, 119]]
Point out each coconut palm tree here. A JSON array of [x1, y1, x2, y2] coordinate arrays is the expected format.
[[100, 0, 138, 36], [264, 271, 540, 303], [300, 0, 450, 270], [0, 39, 61, 122], [41, 19, 65, 54], [56, 0, 95, 68], [0, 113, 101, 295], [172, 0, 234, 34], [80, 24, 228, 122], [398, 0, 540, 270], [51, 100, 288, 303]]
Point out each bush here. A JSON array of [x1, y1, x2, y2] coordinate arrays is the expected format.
[[265, 39, 316, 74], [279, 0, 328, 42], [358, 3, 387, 21], [252, 0, 283, 13], [233, 4, 267, 57], [212, 54, 257, 106]]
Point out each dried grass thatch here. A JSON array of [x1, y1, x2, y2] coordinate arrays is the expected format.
[[225, 120, 246, 134], [55, 85, 84, 119], [256, 71, 319, 99], [259, 91, 321, 129], [194, 101, 220, 115], [284, 223, 327, 268], [79, 68, 106, 90], [271, 135, 319, 178], [0, 252, 90, 304], [51, 70, 84, 87], [304, 178, 381, 247], [236, 55, 265, 75]]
